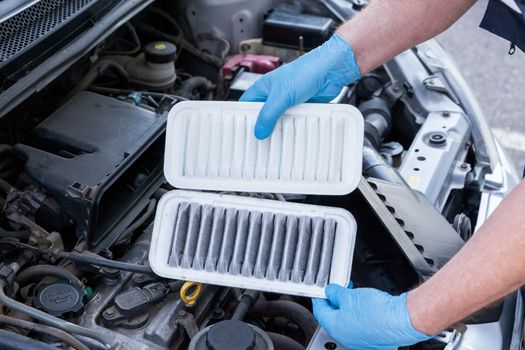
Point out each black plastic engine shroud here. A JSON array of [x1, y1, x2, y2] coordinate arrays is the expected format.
[[15, 91, 166, 250]]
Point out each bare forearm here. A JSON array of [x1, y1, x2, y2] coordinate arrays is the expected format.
[[336, 0, 475, 74], [407, 180, 525, 335]]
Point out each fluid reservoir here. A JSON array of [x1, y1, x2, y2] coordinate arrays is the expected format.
[[111, 41, 177, 90]]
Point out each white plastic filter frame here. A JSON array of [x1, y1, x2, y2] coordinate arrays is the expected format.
[[165, 101, 364, 195], [149, 190, 356, 298]]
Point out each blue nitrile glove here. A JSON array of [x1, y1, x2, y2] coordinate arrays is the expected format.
[[312, 283, 432, 350], [240, 34, 361, 139]]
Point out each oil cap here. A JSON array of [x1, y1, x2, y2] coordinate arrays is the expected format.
[[144, 41, 177, 64], [33, 281, 86, 317]]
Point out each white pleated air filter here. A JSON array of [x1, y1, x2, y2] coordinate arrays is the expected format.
[[149, 191, 356, 298], [165, 101, 364, 195]]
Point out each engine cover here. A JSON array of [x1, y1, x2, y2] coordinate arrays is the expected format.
[[15, 92, 166, 249]]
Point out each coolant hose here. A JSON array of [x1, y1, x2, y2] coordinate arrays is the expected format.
[[0, 328, 57, 350], [0, 228, 30, 241], [249, 300, 318, 341], [69, 59, 129, 97], [0, 315, 89, 350], [267, 332, 305, 350], [15, 265, 84, 289], [0, 280, 112, 349], [231, 290, 260, 321], [56, 251, 155, 275]]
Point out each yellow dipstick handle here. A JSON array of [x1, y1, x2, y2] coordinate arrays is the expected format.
[[180, 281, 203, 306]]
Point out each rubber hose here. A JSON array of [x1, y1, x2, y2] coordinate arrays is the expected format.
[[249, 300, 318, 341], [0, 280, 112, 348], [70, 59, 129, 97], [0, 228, 30, 241], [137, 24, 223, 68], [88, 86, 188, 101], [119, 199, 156, 241], [231, 290, 260, 321], [0, 328, 59, 350], [267, 332, 305, 350], [167, 280, 184, 291], [16, 265, 84, 289], [57, 251, 155, 275], [0, 315, 89, 350], [175, 76, 209, 99]]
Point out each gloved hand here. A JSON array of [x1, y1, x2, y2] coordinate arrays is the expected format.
[[312, 284, 432, 350], [240, 34, 361, 139]]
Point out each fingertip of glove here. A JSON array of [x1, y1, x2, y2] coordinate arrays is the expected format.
[[254, 125, 271, 140]]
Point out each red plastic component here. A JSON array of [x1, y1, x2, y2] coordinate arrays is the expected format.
[[223, 54, 281, 80]]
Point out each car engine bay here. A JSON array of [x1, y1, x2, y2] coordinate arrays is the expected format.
[[0, 0, 521, 349]]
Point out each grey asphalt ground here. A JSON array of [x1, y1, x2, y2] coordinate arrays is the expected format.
[[436, 0, 525, 170]]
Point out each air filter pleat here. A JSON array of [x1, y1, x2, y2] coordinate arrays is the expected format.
[[217, 209, 238, 273], [180, 204, 202, 268], [231, 116, 245, 179], [316, 219, 336, 286], [267, 122, 282, 181], [254, 212, 275, 278], [304, 117, 319, 181], [278, 216, 299, 282], [280, 117, 295, 181], [316, 118, 330, 182], [291, 117, 307, 181], [168, 203, 190, 267], [183, 114, 197, 177], [266, 214, 287, 280], [229, 210, 250, 275], [219, 114, 234, 178], [243, 115, 257, 179], [204, 207, 226, 272], [192, 205, 214, 269], [304, 218, 324, 285], [241, 212, 262, 277], [291, 217, 312, 283]]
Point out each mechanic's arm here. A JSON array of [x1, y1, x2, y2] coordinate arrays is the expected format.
[[408, 179, 525, 335], [312, 180, 525, 350], [336, 0, 474, 74], [241, 0, 475, 139]]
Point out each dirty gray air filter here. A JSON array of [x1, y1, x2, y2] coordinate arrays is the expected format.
[[164, 101, 364, 195], [149, 191, 356, 297]]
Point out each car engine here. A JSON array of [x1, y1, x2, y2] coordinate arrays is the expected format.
[[0, 0, 521, 349]]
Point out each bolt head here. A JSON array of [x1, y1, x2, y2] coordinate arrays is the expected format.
[[104, 309, 114, 316]]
